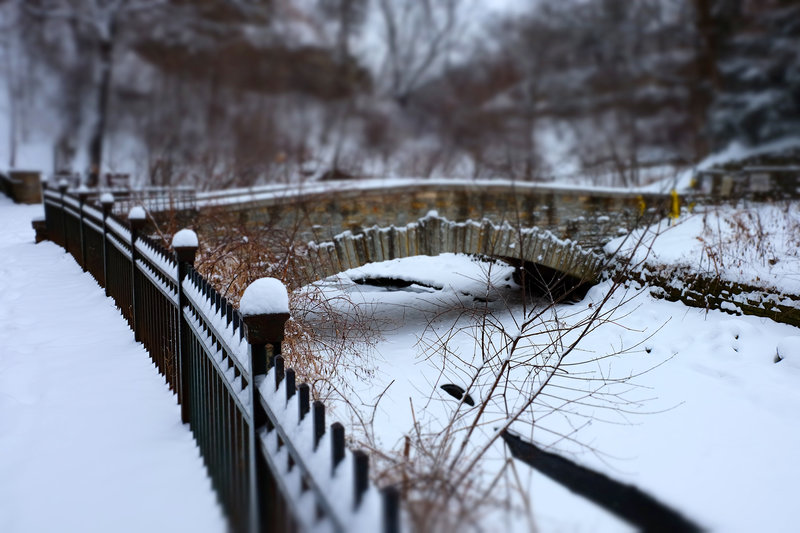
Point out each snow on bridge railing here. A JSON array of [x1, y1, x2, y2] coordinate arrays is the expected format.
[[190, 177, 655, 211], [39, 186, 403, 533]]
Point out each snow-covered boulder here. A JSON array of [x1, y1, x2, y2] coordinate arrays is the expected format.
[[775, 336, 800, 368]]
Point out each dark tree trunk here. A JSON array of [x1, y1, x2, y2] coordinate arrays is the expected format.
[[88, 20, 117, 188], [689, 0, 717, 159]]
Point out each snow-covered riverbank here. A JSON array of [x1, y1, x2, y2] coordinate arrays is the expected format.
[[307, 252, 800, 532]]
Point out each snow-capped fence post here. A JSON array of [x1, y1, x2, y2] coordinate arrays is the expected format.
[[58, 179, 68, 249], [77, 186, 89, 271], [128, 207, 147, 342], [100, 193, 114, 296], [240, 277, 291, 533], [172, 229, 198, 424]]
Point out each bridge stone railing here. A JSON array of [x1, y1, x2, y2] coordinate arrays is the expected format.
[[194, 180, 671, 252]]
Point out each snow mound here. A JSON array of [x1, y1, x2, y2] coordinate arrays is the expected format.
[[240, 278, 289, 316], [776, 336, 800, 367], [172, 229, 198, 248], [99, 192, 114, 204], [128, 206, 146, 220]]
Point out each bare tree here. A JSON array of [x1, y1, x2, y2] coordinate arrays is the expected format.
[[23, 0, 167, 185], [377, 0, 460, 107], [0, 4, 22, 168]]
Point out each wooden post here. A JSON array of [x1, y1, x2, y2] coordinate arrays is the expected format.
[[100, 194, 114, 296], [129, 209, 146, 341], [242, 296, 290, 533], [174, 233, 198, 423]]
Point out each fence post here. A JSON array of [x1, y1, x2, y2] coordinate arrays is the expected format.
[[382, 486, 401, 533], [58, 179, 68, 250], [241, 278, 290, 533], [353, 450, 369, 509], [173, 229, 198, 424], [100, 194, 114, 296], [77, 186, 89, 271], [128, 207, 146, 341]]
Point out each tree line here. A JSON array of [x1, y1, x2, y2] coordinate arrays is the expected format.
[[2, 0, 797, 187]]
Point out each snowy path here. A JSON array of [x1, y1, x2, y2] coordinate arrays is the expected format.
[[0, 197, 225, 533]]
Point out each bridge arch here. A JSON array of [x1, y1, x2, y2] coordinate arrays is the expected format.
[[293, 213, 606, 297]]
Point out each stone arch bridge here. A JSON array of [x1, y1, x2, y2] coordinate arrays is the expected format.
[[153, 180, 670, 294], [292, 213, 607, 298]]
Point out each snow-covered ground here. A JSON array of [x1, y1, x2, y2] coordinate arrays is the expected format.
[[643, 136, 800, 193], [607, 202, 800, 294], [303, 253, 800, 532], [0, 196, 225, 533]]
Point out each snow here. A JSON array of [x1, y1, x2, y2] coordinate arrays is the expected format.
[[776, 336, 800, 368], [301, 252, 800, 532], [128, 205, 146, 220], [643, 136, 800, 193], [182, 276, 251, 375], [605, 202, 800, 293], [135, 239, 178, 281], [240, 277, 290, 316], [100, 192, 115, 204], [172, 228, 198, 248], [256, 372, 384, 532], [348, 253, 513, 294], [0, 197, 225, 533]]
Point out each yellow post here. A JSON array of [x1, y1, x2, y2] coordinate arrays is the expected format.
[[669, 189, 680, 224]]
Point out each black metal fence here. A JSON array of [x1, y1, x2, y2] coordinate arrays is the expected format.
[[41, 183, 401, 533]]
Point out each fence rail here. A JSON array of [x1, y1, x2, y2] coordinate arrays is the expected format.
[[41, 182, 400, 533]]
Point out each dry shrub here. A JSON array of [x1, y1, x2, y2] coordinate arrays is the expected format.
[[697, 201, 800, 277], [183, 205, 383, 399]]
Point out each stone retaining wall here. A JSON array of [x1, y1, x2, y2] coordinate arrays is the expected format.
[[628, 264, 800, 328], [0, 171, 42, 204]]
